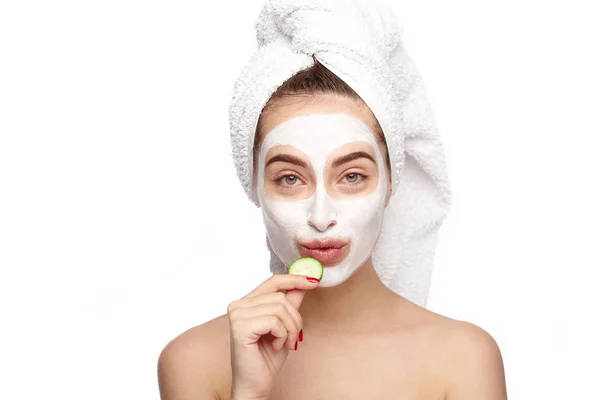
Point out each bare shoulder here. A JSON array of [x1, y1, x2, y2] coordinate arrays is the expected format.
[[442, 319, 507, 399], [406, 305, 507, 400], [157, 314, 232, 400]]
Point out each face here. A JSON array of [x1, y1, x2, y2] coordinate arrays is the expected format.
[[255, 96, 391, 287]]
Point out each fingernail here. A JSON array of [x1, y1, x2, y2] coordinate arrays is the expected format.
[[295, 340, 298, 351], [306, 277, 320, 283], [299, 329, 303, 342]]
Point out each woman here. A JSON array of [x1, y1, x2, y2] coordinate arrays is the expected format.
[[158, 1, 507, 399]]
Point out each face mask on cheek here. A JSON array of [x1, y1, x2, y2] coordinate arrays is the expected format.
[[256, 113, 388, 287]]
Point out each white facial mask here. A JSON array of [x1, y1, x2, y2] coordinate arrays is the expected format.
[[256, 113, 388, 287]]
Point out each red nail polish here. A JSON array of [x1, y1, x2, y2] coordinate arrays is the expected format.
[[295, 340, 298, 351], [299, 329, 303, 342], [306, 277, 320, 283]]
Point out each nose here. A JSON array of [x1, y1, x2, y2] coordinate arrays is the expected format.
[[307, 189, 337, 232]]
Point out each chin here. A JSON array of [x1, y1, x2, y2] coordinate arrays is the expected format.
[[317, 263, 360, 287]]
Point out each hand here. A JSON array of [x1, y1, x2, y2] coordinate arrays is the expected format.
[[227, 273, 320, 399]]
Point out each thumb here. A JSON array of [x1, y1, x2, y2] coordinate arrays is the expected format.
[[285, 288, 307, 310]]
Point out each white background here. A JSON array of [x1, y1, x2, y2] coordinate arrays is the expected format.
[[1, 0, 598, 398]]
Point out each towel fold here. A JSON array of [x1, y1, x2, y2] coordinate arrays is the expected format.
[[229, 0, 452, 307]]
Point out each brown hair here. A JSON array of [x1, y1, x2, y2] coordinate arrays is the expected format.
[[253, 56, 391, 174]]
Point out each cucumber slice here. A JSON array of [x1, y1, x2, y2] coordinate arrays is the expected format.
[[287, 257, 324, 280]]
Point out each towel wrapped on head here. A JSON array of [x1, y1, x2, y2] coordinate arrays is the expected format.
[[229, 0, 452, 307]]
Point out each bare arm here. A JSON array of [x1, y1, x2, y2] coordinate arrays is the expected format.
[[445, 322, 507, 399]]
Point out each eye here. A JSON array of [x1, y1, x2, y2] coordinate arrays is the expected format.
[[278, 174, 302, 187], [341, 172, 365, 184]]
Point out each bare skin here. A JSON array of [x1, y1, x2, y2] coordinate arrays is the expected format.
[[157, 95, 507, 400]]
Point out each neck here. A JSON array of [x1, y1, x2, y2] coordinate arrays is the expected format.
[[299, 257, 403, 334]]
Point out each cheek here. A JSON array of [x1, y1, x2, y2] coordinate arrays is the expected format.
[[336, 193, 386, 230], [343, 203, 379, 225], [262, 199, 309, 232]]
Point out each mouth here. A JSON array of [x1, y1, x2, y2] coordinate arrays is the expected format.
[[297, 238, 350, 266]]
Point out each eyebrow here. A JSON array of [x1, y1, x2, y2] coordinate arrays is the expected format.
[[332, 151, 376, 168], [265, 154, 309, 168]]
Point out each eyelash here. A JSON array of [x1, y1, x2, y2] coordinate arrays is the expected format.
[[273, 172, 368, 188]]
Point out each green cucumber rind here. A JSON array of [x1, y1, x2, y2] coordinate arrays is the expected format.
[[287, 257, 324, 280]]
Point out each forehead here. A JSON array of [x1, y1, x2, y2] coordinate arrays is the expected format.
[[260, 113, 377, 154], [257, 93, 379, 144], [259, 114, 382, 174]]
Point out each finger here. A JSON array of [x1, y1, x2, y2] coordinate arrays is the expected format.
[[272, 335, 286, 352], [237, 292, 302, 333], [284, 288, 307, 311], [233, 303, 300, 350], [247, 315, 287, 350], [244, 273, 320, 299]]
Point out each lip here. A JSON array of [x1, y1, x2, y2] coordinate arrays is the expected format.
[[297, 238, 350, 266]]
